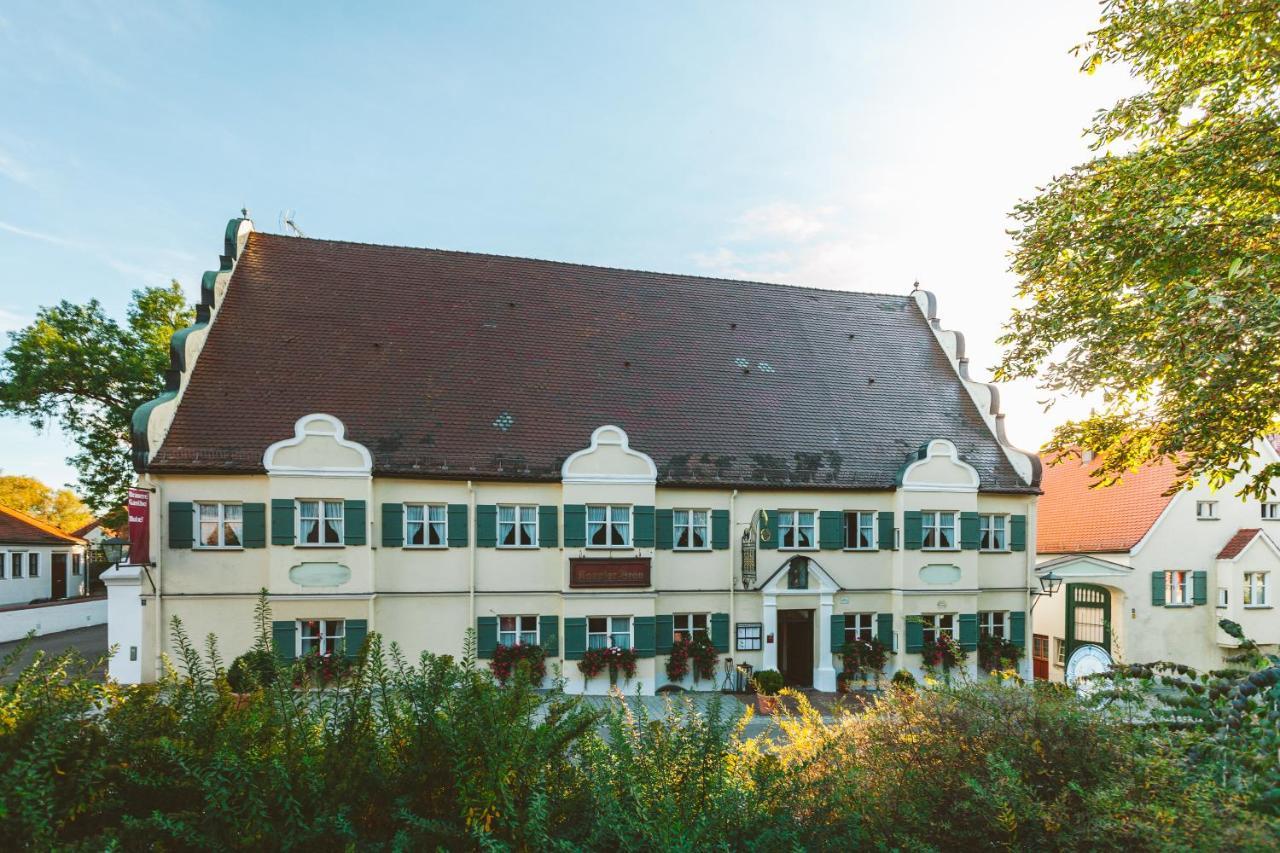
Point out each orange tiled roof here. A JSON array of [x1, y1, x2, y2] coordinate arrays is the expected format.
[[1217, 528, 1262, 560], [0, 504, 88, 546], [1037, 453, 1181, 554]]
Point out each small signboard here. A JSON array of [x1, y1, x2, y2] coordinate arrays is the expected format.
[[569, 557, 651, 589], [740, 525, 757, 587], [126, 487, 149, 565]]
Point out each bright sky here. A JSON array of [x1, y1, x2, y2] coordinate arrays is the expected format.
[[0, 2, 1134, 492]]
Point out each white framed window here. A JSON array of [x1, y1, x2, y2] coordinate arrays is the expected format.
[[1262, 503, 1280, 520], [922, 511, 957, 550], [498, 505, 538, 548], [196, 502, 243, 548], [979, 515, 1008, 551], [0, 552, 6, 579], [9, 551, 24, 579], [978, 610, 1007, 639], [297, 619, 345, 656], [71, 554, 81, 576], [844, 512, 875, 550], [779, 510, 816, 549], [1165, 570, 1191, 605], [1243, 572, 1270, 607], [1054, 637, 1066, 667], [27, 553, 39, 578], [499, 615, 538, 646], [1196, 500, 1218, 520], [673, 509, 710, 550], [405, 503, 447, 547], [843, 612, 875, 645], [673, 612, 708, 642], [919, 613, 956, 645], [587, 505, 630, 548], [1217, 587, 1229, 608], [587, 616, 632, 649], [298, 500, 343, 546]]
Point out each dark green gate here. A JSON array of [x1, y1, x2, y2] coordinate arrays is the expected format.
[[1065, 583, 1111, 656]]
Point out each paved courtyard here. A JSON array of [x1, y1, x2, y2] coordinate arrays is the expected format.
[[0, 624, 108, 683]]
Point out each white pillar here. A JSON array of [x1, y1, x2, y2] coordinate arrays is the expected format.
[[102, 565, 143, 684], [814, 593, 837, 691], [762, 595, 778, 672]]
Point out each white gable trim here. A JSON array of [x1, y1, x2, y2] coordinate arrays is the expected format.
[[1035, 553, 1132, 579], [758, 555, 841, 594], [263, 413, 373, 477], [899, 438, 981, 493], [1129, 488, 1183, 557], [560, 425, 658, 485]]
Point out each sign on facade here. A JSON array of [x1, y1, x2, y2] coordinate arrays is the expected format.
[[126, 487, 149, 565], [568, 557, 651, 588]]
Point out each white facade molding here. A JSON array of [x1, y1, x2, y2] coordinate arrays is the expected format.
[[1035, 553, 1132, 579], [898, 438, 981, 493], [561, 425, 658, 485], [759, 555, 839, 691], [263, 413, 373, 477]]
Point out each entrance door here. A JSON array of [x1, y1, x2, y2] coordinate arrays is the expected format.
[[1032, 634, 1049, 680], [50, 553, 67, 600], [777, 609, 814, 687], [1066, 583, 1111, 656]]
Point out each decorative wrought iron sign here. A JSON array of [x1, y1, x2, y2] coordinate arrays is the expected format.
[[740, 518, 758, 588], [569, 557, 651, 589]]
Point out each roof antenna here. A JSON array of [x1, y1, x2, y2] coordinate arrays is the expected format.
[[278, 209, 306, 238]]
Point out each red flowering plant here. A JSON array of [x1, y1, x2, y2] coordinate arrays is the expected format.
[[665, 633, 719, 684], [977, 633, 1024, 673], [839, 637, 889, 687], [489, 642, 547, 685], [291, 649, 354, 688], [920, 633, 967, 677], [579, 645, 638, 685]]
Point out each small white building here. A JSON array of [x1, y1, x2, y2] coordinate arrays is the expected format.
[[1033, 444, 1280, 681], [0, 504, 90, 606]]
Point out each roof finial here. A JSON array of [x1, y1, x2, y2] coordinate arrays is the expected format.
[[912, 279, 920, 292], [240, 206, 249, 219]]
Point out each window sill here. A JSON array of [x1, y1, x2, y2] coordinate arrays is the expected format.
[[404, 545, 448, 550], [979, 549, 1011, 554], [673, 548, 713, 553], [584, 546, 633, 551], [295, 545, 347, 550], [1196, 518, 1220, 521], [497, 546, 540, 550], [193, 547, 244, 552], [1164, 603, 1194, 608], [842, 547, 878, 552], [778, 547, 818, 553], [922, 548, 961, 553], [1243, 605, 1273, 610]]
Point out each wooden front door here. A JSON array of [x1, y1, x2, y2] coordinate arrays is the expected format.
[[50, 553, 67, 600], [1032, 633, 1049, 681], [778, 609, 814, 687]]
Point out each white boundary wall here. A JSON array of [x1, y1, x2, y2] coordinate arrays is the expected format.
[[0, 596, 107, 642]]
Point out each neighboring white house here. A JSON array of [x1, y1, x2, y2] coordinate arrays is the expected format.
[[1033, 443, 1280, 681], [0, 504, 90, 606]]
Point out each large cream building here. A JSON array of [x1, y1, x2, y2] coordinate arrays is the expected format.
[[112, 217, 1041, 693]]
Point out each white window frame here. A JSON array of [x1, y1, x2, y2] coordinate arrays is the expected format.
[[1262, 502, 1280, 521], [843, 612, 875, 645], [498, 504, 539, 548], [673, 509, 711, 551], [587, 505, 631, 548], [404, 503, 447, 548], [0, 552, 6, 579], [844, 511, 876, 550], [27, 553, 39, 578], [498, 614, 539, 646], [71, 553, 82, 576], [978, 514, 1009, 552], [921, 511, 958, 551], [978, 610, 1007, 639], [195, 501, 244, 549], [587, 615, 632, 650], [1217, 586, 1229, 608], [673, 612, 709, 642], [1165, 570, 1192, 606], [1196, 500, 1218, 520], [297, 618, 345, 657], [297, 499, 344, 546], [779, 510, 817, 550], [1054, 637, 1066, 667], [919, 612, 956, 645], [1243, 572, 1270, 608], [9, 550, 24, 579]]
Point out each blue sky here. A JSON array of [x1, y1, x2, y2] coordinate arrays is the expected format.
[[0, 1, 1131, 492]]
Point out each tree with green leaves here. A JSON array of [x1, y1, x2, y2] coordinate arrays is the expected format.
[[0, 474, 95, 532], [0, 282, 192, 513], [996, 0, 1280, 497]]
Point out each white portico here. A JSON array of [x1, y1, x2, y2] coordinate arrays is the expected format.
[[759, 555, 841, 692]]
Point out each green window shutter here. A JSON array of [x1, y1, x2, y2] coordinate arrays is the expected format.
[[1010, 515, 1027, 552], [563, 504, 586, 548], [538, 505, 558, 547], [878, 511, 895, 550], [476, 504, 498, 548], [711, 612, 729, 653], [271, 499, 295, 545], [633, 505, 655, 547], [344, 500, 366, 546], [344, 619, 368, 660], [1151, 571, 1166, 606], [168, 501, 193, 549], [830, 613, 847, 653], [903, 511, 923, 550], [759, 511, 779, 550], [634, 616, 656, 658], [241, 503, 266, 548], [819, 511, 844, 550], [447, 504, 468, 548], [960, 512, 980, 550], [959, 614, 979, 651], [381, 503, 404, 547], [539, 615, 559, 656], [1010, 611, 1026, 648], [905, 617, 923, 653], [877, 613, 894, 649], [711, 509, 730, 550], [1192, 570, 1208, 605], [564, 617, 587, 660], [272, 620, 296, 663], [476, 616, 497, 659], [656, 614, 674, 654], [655, 509, 674, 550]]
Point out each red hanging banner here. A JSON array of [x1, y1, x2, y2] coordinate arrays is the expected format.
[[126, 487, 150, 565]]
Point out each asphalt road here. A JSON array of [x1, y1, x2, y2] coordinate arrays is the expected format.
[[0, 624, 109, 683]]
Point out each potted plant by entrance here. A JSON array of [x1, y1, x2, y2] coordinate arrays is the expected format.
[[752, 669, 784, 714]]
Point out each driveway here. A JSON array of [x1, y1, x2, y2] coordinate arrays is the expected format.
[[0, 624, 108, 683]]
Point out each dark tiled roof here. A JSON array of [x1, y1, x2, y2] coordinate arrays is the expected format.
[[0, 505, 86, 545], [149, 233, 1034, 491], [1218, 528, 1262, 560]]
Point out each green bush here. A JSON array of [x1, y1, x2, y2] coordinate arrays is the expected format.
[[891, 668, 916, 689], [225, 649, 275, 692], [752, 669, 783, 695]]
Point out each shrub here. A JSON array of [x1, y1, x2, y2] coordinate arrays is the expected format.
[[891, 668, 916, 689], [225, 649, 275, 692], [839, 637, 889, 684], [752, 670, 783, 695]]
